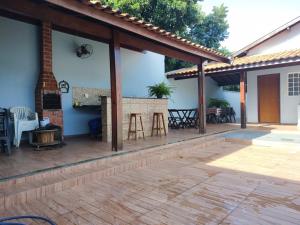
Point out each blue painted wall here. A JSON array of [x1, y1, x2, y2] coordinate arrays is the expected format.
[[0, 16, 39, 110], [52, 31, 111, 135], [53, 31, 164, 135], [0, 17, 165, 136]]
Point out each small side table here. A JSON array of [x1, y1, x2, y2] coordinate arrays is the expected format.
[[30, 128, 63, 150]]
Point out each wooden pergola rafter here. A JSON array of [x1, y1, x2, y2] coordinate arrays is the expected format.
[[0, 0, 228, 151]]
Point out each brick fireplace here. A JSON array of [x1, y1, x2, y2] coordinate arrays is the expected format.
[[35, 21, 63, 130]]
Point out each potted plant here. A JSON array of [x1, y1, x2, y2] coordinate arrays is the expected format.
[[208, 98, 230, 108], [148, 82, 173, 98]]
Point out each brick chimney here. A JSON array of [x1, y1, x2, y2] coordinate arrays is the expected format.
[[35, 21, 63, 129]]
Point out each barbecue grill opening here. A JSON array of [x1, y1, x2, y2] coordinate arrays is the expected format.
[[43, 93, 62, 110]]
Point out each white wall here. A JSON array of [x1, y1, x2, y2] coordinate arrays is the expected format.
[[248, 22, 300, 55], [167, 77, 235, 110], [247, 65, 300, 124], [167, 76, 240, 119], [121, 49, 165, 97], [0, 17, 165, 136], [215, 89, 241, 120], [206, 77, 222, 102], [167, 78, 198, 109]]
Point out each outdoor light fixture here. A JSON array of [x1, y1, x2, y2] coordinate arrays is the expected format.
[[58, 80, 70, 93]]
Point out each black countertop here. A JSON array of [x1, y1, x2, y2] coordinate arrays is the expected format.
[[73, 105, 101, 111]]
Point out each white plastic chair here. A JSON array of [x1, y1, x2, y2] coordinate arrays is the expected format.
[[10, 107, 39, 147]]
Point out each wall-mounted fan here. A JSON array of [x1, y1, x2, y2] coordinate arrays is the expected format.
[[76, 44, 93, 59]]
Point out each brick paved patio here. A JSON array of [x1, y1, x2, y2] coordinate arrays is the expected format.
[[1, 134, 299, 225]]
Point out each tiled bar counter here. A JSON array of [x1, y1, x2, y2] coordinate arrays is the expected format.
[[101, 97, 168, 142]]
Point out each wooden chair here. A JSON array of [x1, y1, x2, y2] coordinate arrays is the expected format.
[[168, 109, 181, 129], [0, 108, 11, 155], [128, 113, 145, 140], [206, 108, 218, 123], [151, 112, 167, 136], [229, 107, 236, 123]]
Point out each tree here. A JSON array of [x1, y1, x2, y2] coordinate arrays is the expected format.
[[190, 4, 229, 50], [100, 0, 200, 35], [218, 47, 232, 57], [166, 4, 229, 71], [98, 0, 229, 71]]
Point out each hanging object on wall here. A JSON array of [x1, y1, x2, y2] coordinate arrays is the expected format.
[[76, 44, 93, 59], [59, 80, 70, 93]]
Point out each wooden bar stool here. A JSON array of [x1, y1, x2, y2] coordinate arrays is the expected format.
[[128, 113, 145, 140], [151, 112, 167, 136]]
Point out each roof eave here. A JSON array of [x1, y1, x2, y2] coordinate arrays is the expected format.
[[44, 0, 228, 62], [206, 57, 300, 74], [166, 56, 300, 79]]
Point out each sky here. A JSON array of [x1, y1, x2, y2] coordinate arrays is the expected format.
[[201, 0, 300, 52]]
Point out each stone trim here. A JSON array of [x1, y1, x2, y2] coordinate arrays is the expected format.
[[101, 96, 168, 142]]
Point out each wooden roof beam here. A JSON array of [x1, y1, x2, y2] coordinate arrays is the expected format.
[[119, 32, 202, 64], [44, 0, 228, 62], [0, 0, 112, 42], [1, 0, 210, 63]]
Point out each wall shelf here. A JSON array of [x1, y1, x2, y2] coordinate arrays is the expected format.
[[73, 105, 101, 112]]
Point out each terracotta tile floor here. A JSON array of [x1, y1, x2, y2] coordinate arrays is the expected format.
[[1, 138, 300, 224], [0, 124, 238, 180]]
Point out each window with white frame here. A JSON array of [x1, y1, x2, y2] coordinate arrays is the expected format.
[[288, 73, 300, 96]]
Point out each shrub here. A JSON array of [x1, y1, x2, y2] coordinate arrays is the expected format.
[[208, 98, 230, 108]]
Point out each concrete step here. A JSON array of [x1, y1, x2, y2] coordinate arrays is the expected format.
[[252, 138, 300, 148], [269, 129, 300, 135], [252, 126, 300, 135], [226, 137, 300, 148], [0, 134, 224, 209], [224, 130, 300, 149]]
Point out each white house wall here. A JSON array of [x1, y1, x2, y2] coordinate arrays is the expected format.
[[0, 16, 165, 136], [121, 49, 165, 97], [247, 22, 300, 55], [247, 64, 300, 124], [214, 89, 241, 120], [167, 77, 240, 119], [167, 78, 198, 109], [167, 77, 233, 110]]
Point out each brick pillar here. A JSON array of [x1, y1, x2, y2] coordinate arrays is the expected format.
[[35, 21, 63, 129]]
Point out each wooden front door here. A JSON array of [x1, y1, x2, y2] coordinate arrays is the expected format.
[[258, 74, 280, 123]]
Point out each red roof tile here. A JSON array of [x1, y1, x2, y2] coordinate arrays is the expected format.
[[166, 49, 300, 77], [80, 0, 226, 59]]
